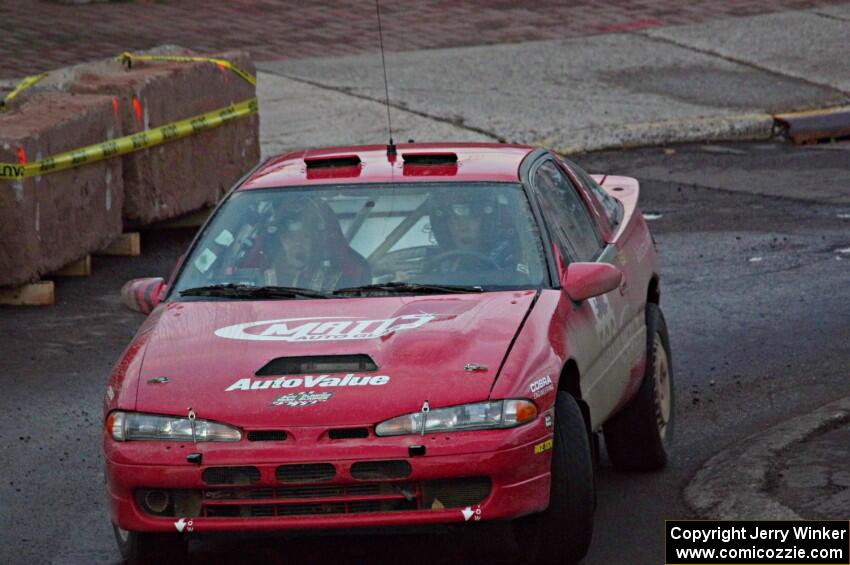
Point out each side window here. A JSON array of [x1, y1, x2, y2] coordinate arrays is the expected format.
[[571, 163, 623, 231], [533, 160, 602, 262]]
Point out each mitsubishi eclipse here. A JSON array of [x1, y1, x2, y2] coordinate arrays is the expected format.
[[105, 143, 674, 564]]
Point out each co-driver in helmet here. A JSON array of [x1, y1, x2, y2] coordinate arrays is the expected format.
[[265, 196, 370, 291], [425, 191, 519, 275]]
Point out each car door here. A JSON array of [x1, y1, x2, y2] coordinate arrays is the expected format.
[[530, 157, 634, 428], [560, 161, 652, 404]]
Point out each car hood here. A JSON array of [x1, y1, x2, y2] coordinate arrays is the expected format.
[[135, 291, 537, 427]]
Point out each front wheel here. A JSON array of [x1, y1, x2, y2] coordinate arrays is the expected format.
[[512, 392, 595, 564], [112, 523, 187, 564], [603, 302, 674, 471]]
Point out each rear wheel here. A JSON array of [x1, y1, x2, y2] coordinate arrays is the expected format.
[[513, 392, 595, 564], [603, 303, 674, 471], [112, 523, 187, 564]]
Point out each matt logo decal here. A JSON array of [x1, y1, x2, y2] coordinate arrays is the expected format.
[[215, 314, 435, 342]]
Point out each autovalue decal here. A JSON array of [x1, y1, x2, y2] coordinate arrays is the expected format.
[[214, 314, 435, 342], [225, 373, 390, 392]]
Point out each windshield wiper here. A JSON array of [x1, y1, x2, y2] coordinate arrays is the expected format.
[[179, 284, 329, 299], [333, 282, 484, 296]]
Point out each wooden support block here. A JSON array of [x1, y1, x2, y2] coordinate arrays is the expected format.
[[97, 233, 141, 257], [150, 208, 213, 230], [51, 255, 91, 277], [0, 281, 55, 306]]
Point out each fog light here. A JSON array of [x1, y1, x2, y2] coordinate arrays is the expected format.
[[144, 490, 170, 514]]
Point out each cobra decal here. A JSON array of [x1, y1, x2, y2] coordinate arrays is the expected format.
[[214, 314, 435, 342]]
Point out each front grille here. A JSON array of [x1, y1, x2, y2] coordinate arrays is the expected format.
[[328, 427, 369, 440], [138, 477, 491, 519], [350, 460, 411, 480], [202, 481, 415, 517], [203, 483, 390, 501], [422, 477, 491, 509], [276, 463, 336, 483], [202, 466, 260, 485], [204, 487, 275, 500], [250, 505, 276, 517], [247, 430, 287, 441], [279, 502, 347, 515], [205, 499, 415, 517]]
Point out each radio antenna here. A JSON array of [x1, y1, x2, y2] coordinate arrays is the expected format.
[[375, 0, 396, 156]]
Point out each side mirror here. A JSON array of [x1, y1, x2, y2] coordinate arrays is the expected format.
[[121, 277, 166, 314], [560, 263, 622, 302]]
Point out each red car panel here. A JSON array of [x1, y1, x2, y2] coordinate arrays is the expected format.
[[103, 143, 660, 538], [124, 291, 537, 426], [242, 143, 533, 189]]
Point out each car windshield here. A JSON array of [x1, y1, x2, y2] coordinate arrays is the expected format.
[[171, 182, 548, 298]]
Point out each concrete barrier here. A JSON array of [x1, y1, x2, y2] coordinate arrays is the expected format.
[[67, 47, 260, 224], [0, 46, 258, 290], [0, 92, 123, 287]]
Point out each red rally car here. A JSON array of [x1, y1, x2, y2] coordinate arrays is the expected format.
[[105, 143, 674, 564]]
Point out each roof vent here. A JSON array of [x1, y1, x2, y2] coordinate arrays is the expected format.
[[256, 355, 378, 376], [304, 155, 361, 169], [401, 152, 458, 165]]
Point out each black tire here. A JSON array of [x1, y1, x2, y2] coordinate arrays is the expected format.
[[603, 302, 674, 472], [112, 523, 187, 565], [513, 392, 595, 564]]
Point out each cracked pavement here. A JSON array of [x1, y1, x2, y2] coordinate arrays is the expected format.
[[772, 418, 850, 519], [256, 4, 850, 154]]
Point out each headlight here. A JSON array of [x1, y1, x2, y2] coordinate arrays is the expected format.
[[375, 399, 537, 436], [106, 411, 241, 442]]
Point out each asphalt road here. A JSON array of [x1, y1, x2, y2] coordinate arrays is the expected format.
[[1, 141, 848, 564]]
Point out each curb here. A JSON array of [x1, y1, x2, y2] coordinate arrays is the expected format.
[[684, 395, 850, 520], [547, 112, 775, 155], [774, 105, 850, 144], [541, 104, 850, 155]]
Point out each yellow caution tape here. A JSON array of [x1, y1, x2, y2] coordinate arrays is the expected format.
[[0, 98, 258, 180], [0, 73, 49, 112], [115, 52, 257, 86]]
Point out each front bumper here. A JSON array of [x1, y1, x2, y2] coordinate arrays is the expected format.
[[105, 418, 553, 533]]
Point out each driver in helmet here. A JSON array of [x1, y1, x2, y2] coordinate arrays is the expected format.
[[426, 192, 517, 273], [265, 196, 370, 291]]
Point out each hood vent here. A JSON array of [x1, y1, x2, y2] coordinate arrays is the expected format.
[[256, 355, 378, 376], [304, 155, 361, 169]]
